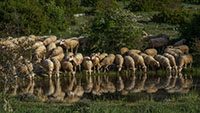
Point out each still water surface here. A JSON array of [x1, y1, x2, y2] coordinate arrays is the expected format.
[[1, 72, 199, 103]]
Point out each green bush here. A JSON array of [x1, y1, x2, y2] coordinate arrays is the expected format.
[[84, 1, 147, 53], [152, 7, 192, 24], [0, 0, 71, 38], [179, 13, 200, 54], [126, 0, 181, 12], [182, 0, 200, 4]]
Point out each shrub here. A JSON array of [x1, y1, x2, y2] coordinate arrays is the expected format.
[[182, 0, 200, 4], [0, 0, 69, 38], [179, 13, 200, 54], [84, 1, 147, 53], [152, 7, 192, 25], [126, 0, 181, 12]]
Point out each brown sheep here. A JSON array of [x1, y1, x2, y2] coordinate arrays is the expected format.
[[51, 53, 65, 62], [60, 39, 79, 54], [129, 53, 146, 72], [98, 53, 108, 61], [127, 49, 141, 55], [43, 36, 57, 46], [100, 54, 115, 72], [90, 54, 101, 73], [82, 56, 93, 76], [50, 46, 63, 57], [148, 37, 169, 48], [124, 56, 136, 73], [120, 47, 129, 56], [155, 55, 171, 72], [163, 53, 177, 72], [144, 56, 160, 70], [41, 59, 54, 78], [61, 60, 75, 76], [34, 45, 46, 63], [31, 41, 44, 50], [144, 48, 157, 57], [69, 53, 83, 72], [52, 58, 61, 77], [174, 45, 189, 54], [178, 54, 193, 72]]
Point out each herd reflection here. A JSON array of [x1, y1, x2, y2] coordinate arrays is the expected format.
[[3, 73, 193, 102]]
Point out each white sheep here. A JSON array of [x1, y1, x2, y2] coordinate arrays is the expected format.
[[127, 49, 141, 55], [60, 39, 79, 54], [174, 45, 189, 54], [31, 41, 44, 50], [51, 53, 65, 62]]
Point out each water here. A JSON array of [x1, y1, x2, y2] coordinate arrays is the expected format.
[[0, 72, 199, 103]]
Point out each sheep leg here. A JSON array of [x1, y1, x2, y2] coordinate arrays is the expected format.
[[71, 47, 73, 53], [75, 45, 79, 54]]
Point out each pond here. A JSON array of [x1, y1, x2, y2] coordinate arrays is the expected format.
[[0, 72, 199, 103]]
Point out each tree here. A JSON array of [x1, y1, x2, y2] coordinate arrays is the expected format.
[[84, 0, 146, 53]]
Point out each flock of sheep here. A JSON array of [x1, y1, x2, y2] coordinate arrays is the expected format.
[[0, 34, 193, 79]]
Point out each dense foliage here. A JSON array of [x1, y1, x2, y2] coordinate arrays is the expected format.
[[179, 13, 200, 54], [84, 0, 146, 53], [126, 0, 181, 12], [0, 0, 83, 38], [152, 7, 192, 25], [182, 0, 200, 4]]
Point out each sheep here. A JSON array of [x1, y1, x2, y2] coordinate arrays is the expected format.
[[144, 56, 160, 70], [124, 56, 136, 73], [98, 53, 108, 61], [41, 59, 54, 78], [52, 58, 61, 77], [163, 53, 177, 72], [177, 54, 193, 72], [129, 53, 146, 72], [127, 49, 141, 55], [148, 37, 169, 48], [34, 45, 46, 63], [61, 60, 75, 76], [70, 39, 79, 54], [31, 41, 44, 50], [51, 53, 65, 62], [164, 48, 184, 56], [90, 54, 101, 73], [99, 54, 115, 72], [174, 45, 189, 54], [173, 39, 186, 46], [60, 39, 79, 54], [82, 56, 93, 76], [139, 53, 148, 58], [64, 52, 74, 61], [155, 55, 171, 72], [164, 50, 179, 60], [116, 76, 124, 92], [114, 54, 124, 72], [120, 47, 129, 56], [69, 53, 83, 72], [50, 46, 63, 57], [43, 36, 57, 46], [144, 48, 157, 57]]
